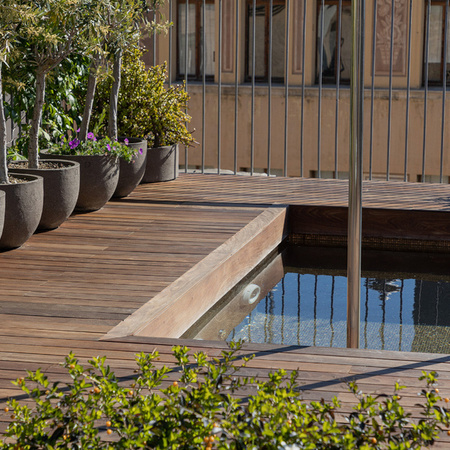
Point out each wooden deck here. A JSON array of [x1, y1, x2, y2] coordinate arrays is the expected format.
[[2, 174, 450, 445]]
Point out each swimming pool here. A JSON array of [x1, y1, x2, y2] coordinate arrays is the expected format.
[[185, 244, 450, 353]]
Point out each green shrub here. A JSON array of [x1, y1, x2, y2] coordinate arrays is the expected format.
[[1, 342, 450, 449], [92, 49, 195, 148]]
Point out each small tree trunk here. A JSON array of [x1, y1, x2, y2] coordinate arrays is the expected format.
[[28, 69, 46, 169], [79, 58, 99, 141], [108, 49, 122, 141], [0, 62, 8, 184]]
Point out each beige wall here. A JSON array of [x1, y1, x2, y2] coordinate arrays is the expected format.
[[145, 0, 449, 181]]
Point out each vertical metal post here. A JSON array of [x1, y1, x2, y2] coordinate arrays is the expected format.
[[334, 0, 343, 179], [251, 0, 256, 175], [347, 0, 364, 349], [300, 0, 307, 177], [202, 0, 206, 173], [369, 0, 376, 180], [440, 1, 449, 183], [267, 0, 273, 175], [283, 0, 290, 177], [318, 0, 325, 178], [423, 0, 431, 182], [386, 0, 395, 181], [168, 0, 173, 85], [184, 0, 189, 173], [234, 0, 239, 174], [218, 0, 223, 174], [404, 0, 412, 181]]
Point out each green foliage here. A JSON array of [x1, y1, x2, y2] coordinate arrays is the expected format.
[[4, 52, 90, 155], [1, 342, 450, 449], [92, 49, 194, 148], [46, 132, 141, 163]]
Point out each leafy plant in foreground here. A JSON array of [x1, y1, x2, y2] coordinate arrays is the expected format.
[[1, 342, 450, 449]]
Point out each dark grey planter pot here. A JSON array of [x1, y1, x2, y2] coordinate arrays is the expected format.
[[0, 191, 5, 239], [8, 159, 80, 230], [43, 154, 119, 212], [113, 138, 148, 198], [0, 173, 44, 250], [141, 144, 179, 183]]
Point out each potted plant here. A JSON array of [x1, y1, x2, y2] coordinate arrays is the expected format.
[[0, 1, 44, 249], [135, 62, 194, 183], [92, 53, 195, 183], [0, 0, 104, 229], [76, 1, 167, 197], [45, 132, 138, 211]]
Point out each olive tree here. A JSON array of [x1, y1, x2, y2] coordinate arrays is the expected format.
[[78, 0, 168, 143], [19, 0, 102, 169], [0, 1, 36, 183]]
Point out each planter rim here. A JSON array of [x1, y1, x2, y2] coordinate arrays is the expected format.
[[10, 159, 80, 172], [6, 172, 43, 184]]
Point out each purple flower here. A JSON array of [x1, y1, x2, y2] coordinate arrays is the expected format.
[[68, 139, 79, 149], [76, 128, 80, 133], [87, 132, 95, 140], [106, 143, 111, 152], [124, 138, 129, 145], [139, 148, 143, 155]]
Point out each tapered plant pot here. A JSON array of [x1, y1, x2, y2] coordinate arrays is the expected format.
[[142, 144, 179, 183], [0, 173, 44, 250], [8, 159, 80, 230], [43, 154, 119, 212], [113, 138, 148, 198]]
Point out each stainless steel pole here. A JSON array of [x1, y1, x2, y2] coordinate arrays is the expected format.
[[347, 0, 364, 349]]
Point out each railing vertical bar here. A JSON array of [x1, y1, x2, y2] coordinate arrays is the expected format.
[[386, 0, 395, 181], [168, 0, 173, 85], [440, 0, 449, 183], [300, 0, 307, 177], [284, 0, 290, 177], [313, 275, 318, 346], [297, 274, 301, 345], [202, 0, 206, 173], [423, 0, 431, 182], [10, 94, 14, 145], [369, 0, 377, 180], [184, 0, 189, 173], [218, 0, 223, 174], [318, 0, 325, 178], [404, 0, 412, 181], [153, 9, 157, 66], [234, 0, 239, 174], [399, 279, 404, 350], [267, 0, 273, 175], [251, 0, 256, 175], [334, 0, 343, 179]]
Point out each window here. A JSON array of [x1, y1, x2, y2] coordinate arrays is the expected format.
[[316, 1, 351, 84], [245, 0, 286, 82], [177, 0, 215, 81], [424, 1, 450, 85]]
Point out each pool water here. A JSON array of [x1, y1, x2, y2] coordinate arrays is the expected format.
[[186, 244, 450, 353]]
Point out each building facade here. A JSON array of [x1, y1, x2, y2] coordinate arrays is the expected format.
[[145, 0, 450, 182]]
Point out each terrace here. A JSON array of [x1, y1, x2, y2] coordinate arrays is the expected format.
[[1, 174, 450, 446], [3, 0, 450, 445]]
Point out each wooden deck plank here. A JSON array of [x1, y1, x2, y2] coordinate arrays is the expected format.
[[1, 174, 450, 443]]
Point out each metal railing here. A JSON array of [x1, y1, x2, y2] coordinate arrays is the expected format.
[[5, 0, 450, 183], [162, 0, 450, 183]]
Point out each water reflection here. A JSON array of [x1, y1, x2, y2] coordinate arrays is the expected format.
[[187, 245, 450, 353]]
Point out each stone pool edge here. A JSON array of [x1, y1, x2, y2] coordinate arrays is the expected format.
[[101, 205, 289, 340]]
